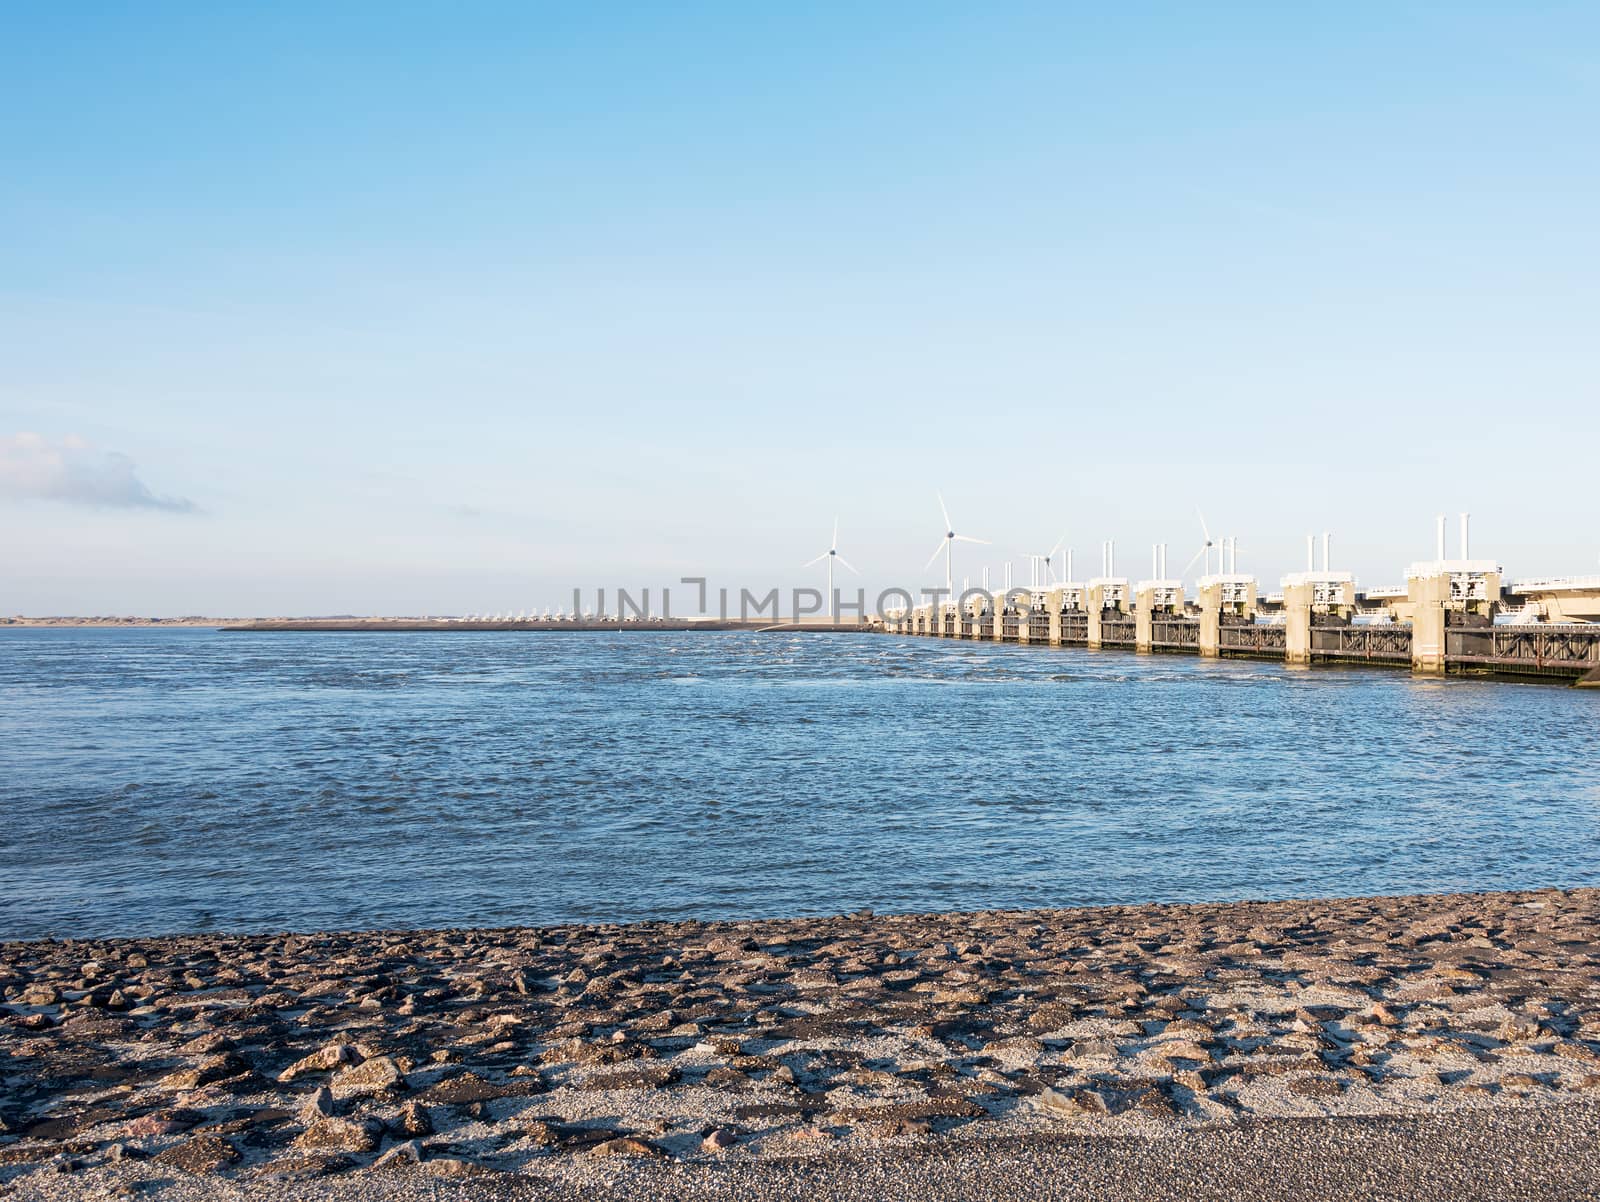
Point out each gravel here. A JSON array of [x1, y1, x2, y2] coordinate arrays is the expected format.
[[7, 888, 1600, 1199], [4, 1103, 1598, 1201]]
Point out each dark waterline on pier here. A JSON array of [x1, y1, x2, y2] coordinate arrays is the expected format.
[[2, 627, 1598, 940]]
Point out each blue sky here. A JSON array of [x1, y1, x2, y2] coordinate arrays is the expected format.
[[3, 3, 1597, 614]]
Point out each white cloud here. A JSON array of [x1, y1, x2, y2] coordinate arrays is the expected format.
[[0, 432, 199, 513]]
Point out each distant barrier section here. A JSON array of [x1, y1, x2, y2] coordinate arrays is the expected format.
[[884, 561, 1600, 684]]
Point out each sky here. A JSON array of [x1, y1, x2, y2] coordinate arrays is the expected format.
[[2, 2, 1597, 615]]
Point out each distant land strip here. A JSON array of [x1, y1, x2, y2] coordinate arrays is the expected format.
[[221, 619, 881, 633]]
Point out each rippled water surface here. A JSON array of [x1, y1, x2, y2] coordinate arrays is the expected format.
[[3, 627, 1599, 939]]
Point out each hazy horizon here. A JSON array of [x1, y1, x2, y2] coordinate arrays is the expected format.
[[5, 4, 1597, 616]]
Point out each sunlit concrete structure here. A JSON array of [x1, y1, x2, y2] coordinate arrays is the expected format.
[[887, 515, 1600, 682], [1506, 577, 1600, 624], [1084, 578, 1129, 650], [1196, 573, 1259, 657], [1134, 579, 1185, 653], [1281, 572, 1357, 664]]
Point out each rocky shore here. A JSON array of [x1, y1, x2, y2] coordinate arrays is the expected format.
[[4, 889, 1600, 1198]]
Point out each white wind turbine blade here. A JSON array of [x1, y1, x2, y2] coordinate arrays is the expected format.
[[1049, 532, 1068, 558], [832, 516, 839, 551], [1181, 545, 1208, 577], [803, 551, 830, 568], [1196, 507, 1213, 545], [937, 492, 953, 532], [925, 539, 949, 570], [954, 535, 990, 545], [834, 554, 860, 575]]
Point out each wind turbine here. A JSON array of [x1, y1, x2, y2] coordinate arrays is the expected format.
[[1180, 509, 1218, 580], [1027, 533, 1069, 587], [804, 517, 859, 623], [925, 493, 989, 601]]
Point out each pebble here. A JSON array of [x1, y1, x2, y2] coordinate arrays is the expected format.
[[395, 1100, 433, 1136], [590, 1136, 663, 1158], [276, 1043, 359, 1083], [330, 1055, 406, 1098], [150, 1133, 241, 1174], [299, 1086, 334, 1119], [294, 1117, 382, 1153], [372, 1139, 424, 1167]]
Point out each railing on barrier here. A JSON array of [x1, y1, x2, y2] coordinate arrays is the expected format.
[[1218, 624, 1287, 655], [1152, 619, 1199, 649], [1447, 625, 1600, 675], [900, 607, 1598, 682], [1101, 617, 1136, 645], [1311, 624, 1413, 662]]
